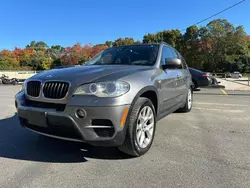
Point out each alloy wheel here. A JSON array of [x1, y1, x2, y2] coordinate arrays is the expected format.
[[136, 106, 154, 148]]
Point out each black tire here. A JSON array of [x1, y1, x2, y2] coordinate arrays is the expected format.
[[118, 97, 156, 157], [2, 80, 7, 84], [178, 87, 192, 113], [212, 77, 218, 85], [192, 79, 198, 89], [12, 80, 17, 85]]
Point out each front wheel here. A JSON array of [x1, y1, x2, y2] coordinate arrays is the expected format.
[[118, 97, 156, 157], [178, 87, 192, 112], [2, 79, 7, 84]]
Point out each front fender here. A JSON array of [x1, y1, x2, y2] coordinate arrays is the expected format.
[[130, 86, 159, 116]]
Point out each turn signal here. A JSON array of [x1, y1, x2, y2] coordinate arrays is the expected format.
[[120, 107, 129, 127]]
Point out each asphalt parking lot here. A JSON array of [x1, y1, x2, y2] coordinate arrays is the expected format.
[[0, 86, 250, 188]]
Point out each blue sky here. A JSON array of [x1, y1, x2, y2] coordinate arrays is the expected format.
[[0, 0, 249, 50]]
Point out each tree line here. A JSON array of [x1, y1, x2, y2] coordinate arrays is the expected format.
[[0, 19, 249, 72]]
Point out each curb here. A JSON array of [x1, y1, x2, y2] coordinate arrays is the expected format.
[[220, 78, 250, 87]]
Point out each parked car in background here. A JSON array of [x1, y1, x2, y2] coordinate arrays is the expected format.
[[231, 71, 242, 79], [225, 72, 232, 78], [0, 74, 25, 85], [188, 68, 212, 89], [0, 74, 19, 85], [206, 72, 220, 85], [15, 43, 193, 157]]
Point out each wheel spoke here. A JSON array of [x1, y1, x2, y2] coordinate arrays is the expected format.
[[148, 114, 153, 120], [145, 122, 154, 131], [146, 107, 151, 117], [137, 123, 142, 130], [139, 131, 145, 146], [145, 128, 152, 139], [137, 114, 144, 127], [137, 130, 142, 142], [143, 107, 147, 117], [143, 137, 150, 146]]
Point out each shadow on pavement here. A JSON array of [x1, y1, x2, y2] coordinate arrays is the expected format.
[[0, 114, 130, 163]]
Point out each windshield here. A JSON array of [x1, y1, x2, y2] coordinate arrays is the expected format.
[[85, 45, 159, 66]]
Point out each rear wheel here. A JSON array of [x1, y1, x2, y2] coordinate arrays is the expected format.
[[178, 87, 192, 112], [192, 79, 198, 89], [12, 80, 17, 85], [118, 97, 156, 157]]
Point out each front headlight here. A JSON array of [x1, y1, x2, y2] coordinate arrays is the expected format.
[[74, 81, 130, 97]]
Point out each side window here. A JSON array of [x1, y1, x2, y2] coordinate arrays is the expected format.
[[173, 49, 186, 69], [172, 49, 179, 58], [181, 57, 188, 69], [177, 52, 188, 69], [161, 46, 174, 66]]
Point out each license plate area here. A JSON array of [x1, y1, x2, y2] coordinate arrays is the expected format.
[[28, 111, 47, 127]]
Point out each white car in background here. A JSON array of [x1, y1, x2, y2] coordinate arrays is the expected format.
[[231, 71, 242, 79]]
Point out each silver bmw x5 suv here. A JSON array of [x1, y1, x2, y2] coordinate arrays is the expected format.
[[15, 43, 193, 156]]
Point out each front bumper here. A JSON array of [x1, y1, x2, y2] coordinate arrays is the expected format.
[[15, 93, 130, 147]]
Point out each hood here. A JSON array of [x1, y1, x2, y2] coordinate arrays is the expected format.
[[30, 65, 151, 84]]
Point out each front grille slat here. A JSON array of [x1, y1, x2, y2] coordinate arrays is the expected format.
[[49, 83, 53, 98], [49, 83, 54, 98], [43, 81, 69, 99], [43, 82, 48, 96], [63, 84, 69, 95], [27, 81, 41, 97], [48, 83, 52, 98], [59, 84, 65, 99], [29, 86, 32, 96], [55, 83, 60, 98], [53, 83, 58, 98], [44, 83, 48, 97], [33, 85, 35, 96], [50, 83, 53, 98], [35, 85, 38, 96]]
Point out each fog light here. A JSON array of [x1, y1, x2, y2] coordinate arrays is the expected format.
[[76, 109, 86, 119]]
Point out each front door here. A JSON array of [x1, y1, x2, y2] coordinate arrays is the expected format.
[[158, 46, 178, 114], [172, 50, 187, 104]]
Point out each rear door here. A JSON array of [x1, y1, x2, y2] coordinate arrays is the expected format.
[[158, 46, 178, 114]]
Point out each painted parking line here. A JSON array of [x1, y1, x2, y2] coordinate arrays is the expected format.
[[220, 88, 228, 95], [193, 107, 243, 113], [193, 102, 248, 107]]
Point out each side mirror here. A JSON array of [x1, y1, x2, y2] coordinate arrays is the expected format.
[[162, 58, 182, 70]]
